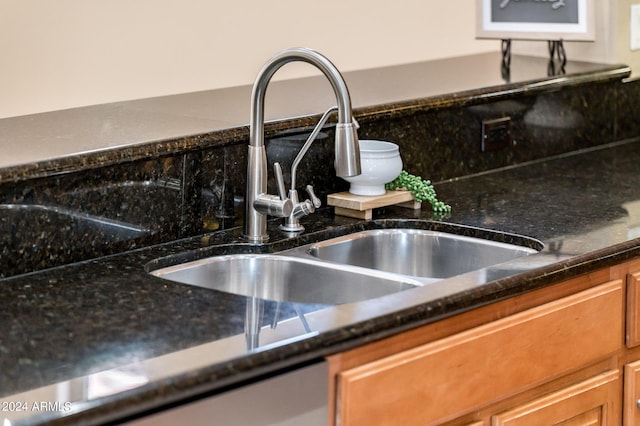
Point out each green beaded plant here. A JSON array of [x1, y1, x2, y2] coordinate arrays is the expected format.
[[385, 170, 451, 213]]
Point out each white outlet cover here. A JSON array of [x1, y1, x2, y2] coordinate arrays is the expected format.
[[632, 4, 640, 51]]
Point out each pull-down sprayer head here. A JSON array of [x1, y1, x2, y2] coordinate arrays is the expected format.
[[245, 47, 361, 242]]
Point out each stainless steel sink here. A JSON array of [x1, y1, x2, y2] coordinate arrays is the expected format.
[[150, 254, 420, 305], [149, 226, 542, 305], [307, 229, 539, 279]]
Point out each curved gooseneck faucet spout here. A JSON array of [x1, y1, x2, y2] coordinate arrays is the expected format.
[[244, 47, 361, 243]]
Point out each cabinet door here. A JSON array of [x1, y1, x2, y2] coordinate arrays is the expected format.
[[491, 370, 619, 425], [336, 281, 623, 426], [626, 272, 640, 348], [624, 360, 640, 426]]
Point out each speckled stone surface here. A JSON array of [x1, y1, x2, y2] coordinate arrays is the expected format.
[[0, 53, 627, 179], [0, 54, 639, 425], [4, 139, 640, 425], [0, 54, 632, 278], [617, 77, 640, 140]]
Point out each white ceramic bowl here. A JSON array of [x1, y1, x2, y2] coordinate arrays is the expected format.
[[343, 140, 403, 196]]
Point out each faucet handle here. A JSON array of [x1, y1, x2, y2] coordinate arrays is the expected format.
[[273, 162, 288, 201], [305, 185, 322, 209]]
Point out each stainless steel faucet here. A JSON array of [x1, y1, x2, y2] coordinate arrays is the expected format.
[[244, 47, 361, 243]]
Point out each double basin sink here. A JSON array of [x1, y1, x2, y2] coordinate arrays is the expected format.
[[149, 224, 543, 306]]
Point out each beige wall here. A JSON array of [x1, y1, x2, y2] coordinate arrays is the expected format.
[[1, 1, 637, 120], [0, 0, 498, 119]]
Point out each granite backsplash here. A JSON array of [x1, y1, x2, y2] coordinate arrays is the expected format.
[[0, 60, 637, 278]]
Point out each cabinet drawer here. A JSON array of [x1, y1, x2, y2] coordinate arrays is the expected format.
[[624, 360, 640, 426], [492, 370, 619, 425], [336, 280, 623, 426], [626, 272, 640, 348]]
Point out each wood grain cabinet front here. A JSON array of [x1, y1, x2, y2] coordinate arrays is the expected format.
[[626, 272, 640, 348], [624, 360, 640, 426], [623, 267, 640, 425], [491, 370, 620, 426], [334, 280, 623, 426]]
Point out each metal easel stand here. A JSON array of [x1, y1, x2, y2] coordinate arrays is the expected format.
[[501, 39, 512, 82], [500, 38, 567, 79], [547, 39, 567, 76]]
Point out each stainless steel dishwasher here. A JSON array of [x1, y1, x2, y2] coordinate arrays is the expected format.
[[125, 361, 328, 426]]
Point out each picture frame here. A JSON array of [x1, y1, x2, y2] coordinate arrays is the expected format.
[[476, 0, 595, 41]]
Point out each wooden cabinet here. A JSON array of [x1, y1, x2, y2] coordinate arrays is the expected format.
[[624, 361, 640, 426], [623, 265, 640, 425], [328, 265, 631, 426], [334, 281, 622, 425], [626, 272, 640, 348], [491, 370, 620, 425]]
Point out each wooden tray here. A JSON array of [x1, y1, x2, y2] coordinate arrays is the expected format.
[[327, 190, 420, 219]]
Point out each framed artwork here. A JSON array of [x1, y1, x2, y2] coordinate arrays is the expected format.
[[476, 0, 595, 41]]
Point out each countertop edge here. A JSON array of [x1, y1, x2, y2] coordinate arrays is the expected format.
[[8, 230, 640, 426], [0, 57, 630, 185]]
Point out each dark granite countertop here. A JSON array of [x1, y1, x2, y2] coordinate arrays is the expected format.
[[0, 52, 629, 183], [3, 137, 640, 425], [0, 51, 637, 424]]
